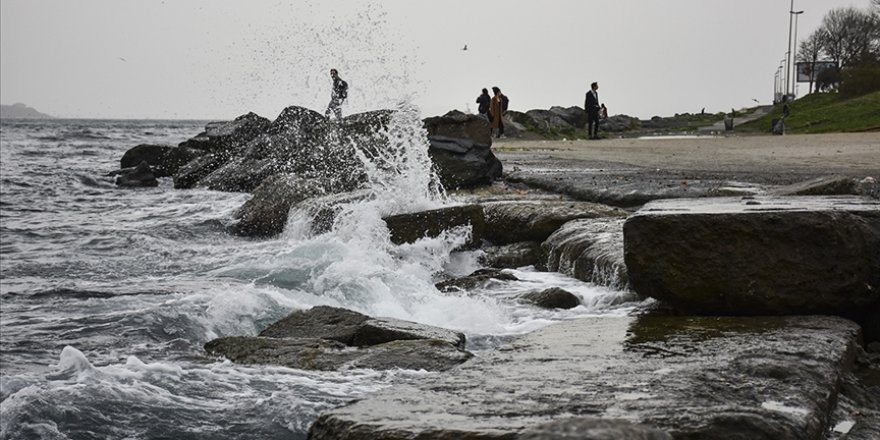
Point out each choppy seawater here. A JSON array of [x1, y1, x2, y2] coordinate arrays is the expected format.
[[0, 117, 642, 439]]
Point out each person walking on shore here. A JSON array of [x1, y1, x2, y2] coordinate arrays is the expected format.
[[325, 68, 348, 119], [490, 86, 508, 138], [476, 88, 491, 120], [585, 82, 601, 139]]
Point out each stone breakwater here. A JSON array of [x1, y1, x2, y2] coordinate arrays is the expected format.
[[113, 110, 880, 439]]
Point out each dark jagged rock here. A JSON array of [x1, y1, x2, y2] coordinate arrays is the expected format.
[[482, 201, 628, 245], [115, 161, 158, 187], [120, 144, 173, 170], [520, 287, 580, 309], [259, 305, 465, 349], [307, 315, 860, 439], [198, 156, 278, 192], [549, 106, 588, 129], [540, 218, 629, 289], [173, 153, 229, 189], [478, 241, 542, 269], [383, 204, 485, 247], [525, 109, 577, 137], [423, 110, 492, 147], [435, 268, 519, 293], [179, 112, 271, 155], [229, 174, 327, 237], [623, 197, 880, 318], [428, 137, 502, 189], [204, 336, 471, 372]]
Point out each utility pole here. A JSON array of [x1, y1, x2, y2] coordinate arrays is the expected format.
[[785, 0, 795, 101]]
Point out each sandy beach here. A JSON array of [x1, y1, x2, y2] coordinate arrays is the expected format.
[[493, 133, 880, 176]]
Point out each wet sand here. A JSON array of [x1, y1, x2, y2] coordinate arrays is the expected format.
[[493, 133, 880, 176]]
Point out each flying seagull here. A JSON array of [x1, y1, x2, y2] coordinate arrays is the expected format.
[[118, 57, 128, 62], [462, 44, 468, 51]]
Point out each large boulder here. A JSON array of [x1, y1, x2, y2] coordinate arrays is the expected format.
[[623, 196, 880, 316], [519, 417, 672, 440], [178, 112, 271, 156], [259, 305, 466, 349], [120, 144, 204, 178], [423, 110, 492, 146], [435, 268, 520, 293], [478, 241, 542, 269], [383, 204, 486, 247], [229, 174, 328, 237], [205, 306, 472, 372], [204, 337, 471, 372], [524, 109, 577, 137], [482, 201, 628, 245], [428, 137, 502, 189], [549, 106, 587, 129]]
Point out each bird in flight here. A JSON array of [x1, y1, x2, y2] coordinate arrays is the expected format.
[[462, 44, 468, 51]]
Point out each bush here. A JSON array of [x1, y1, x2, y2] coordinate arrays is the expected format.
[[839, 62, 880, 98]]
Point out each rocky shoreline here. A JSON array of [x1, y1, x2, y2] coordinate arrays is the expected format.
[[112, 107, 880, 439]]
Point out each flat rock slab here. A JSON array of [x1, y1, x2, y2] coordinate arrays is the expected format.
[[624, 196, 880, 316], [308, 315, 860, 439]]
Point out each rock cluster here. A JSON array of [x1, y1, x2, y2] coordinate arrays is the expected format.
[[205, 306, 471, 372]]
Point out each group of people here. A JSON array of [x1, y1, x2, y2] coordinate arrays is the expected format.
[[325, 69, 608, 141], [479, 82, 607, 140], [475, 87, 510, 138]]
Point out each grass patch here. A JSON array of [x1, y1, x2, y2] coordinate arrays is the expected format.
[[738, 91, 880, 134]]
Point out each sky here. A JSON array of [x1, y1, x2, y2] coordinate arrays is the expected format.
[[0, 0, 870, 120]]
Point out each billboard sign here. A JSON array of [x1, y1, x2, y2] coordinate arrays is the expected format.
[[796, 61, 838, 82]]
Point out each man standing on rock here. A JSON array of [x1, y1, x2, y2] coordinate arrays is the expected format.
[[585, 82, 601, 139], [325, 68, 348, 119]]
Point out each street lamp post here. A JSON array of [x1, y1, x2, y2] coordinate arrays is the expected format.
[[785, 0, 795, 100], [791, 10, 804, 97]]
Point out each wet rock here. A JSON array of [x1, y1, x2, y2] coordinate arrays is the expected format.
[[478, 241, 542, 269], [541, 218, 629, 289], [120, 144, 173, 170], [204, 337, 470, 372], [520, 287, 580, 309], [772, 175, 860, 196], [435, 268, 519, 293], [383, 204, 485, 247], [624, 196, 880, 316], [120, 144, 205, 178], [423, 111, 502, 189], [428, 136, 502, 189], [178, 112, 271, 155], [519, 417, 672, 440], [198, 156, 278, 192], [423, 110, 492, 147], [259, 305, 465, 349], [115, 161, 158, 187], [172, 152, 228, 189], [483, 201, 628, 245], [230, 174, 328, 237], [308, 315, 860, 439]]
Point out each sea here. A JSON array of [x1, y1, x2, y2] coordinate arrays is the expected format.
[[0, 116, 644, 439]]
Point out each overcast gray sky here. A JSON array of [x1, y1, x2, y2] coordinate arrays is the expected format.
[[0, 0, 868, 120]]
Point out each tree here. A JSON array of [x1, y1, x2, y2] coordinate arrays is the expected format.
[[819, 7, 880, 67], [797, 30, 826, 94]]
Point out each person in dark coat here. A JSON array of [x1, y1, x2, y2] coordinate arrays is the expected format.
[[476, 88, 491, 120], [489, 86, 507, 138], [585, 82, 601, 139], [325, 68, 348, 119]]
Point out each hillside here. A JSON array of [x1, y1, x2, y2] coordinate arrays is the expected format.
[[0, 103, 54, 119], [738, 91, 880, 134]]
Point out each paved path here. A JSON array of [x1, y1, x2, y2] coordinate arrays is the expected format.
[[698, 105, 773, 133]]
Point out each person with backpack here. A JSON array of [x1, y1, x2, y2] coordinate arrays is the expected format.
[[489, 86, 509, 138], [476, 88, 491, 120], [325, 68, 348, 119]]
